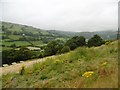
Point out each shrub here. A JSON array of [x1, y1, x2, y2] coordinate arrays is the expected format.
[[87, 34, 104, 47], [15, 47, 33, 61], [44, 40, 64, 56], [61, 46, 70, 53], [10, 44, 16, 48], [65, 36, 86, 50], [38, 53, 44, 58], [105, 41, 111, 45], [2, 47, 37, 64], [2, 49, 16, 64]]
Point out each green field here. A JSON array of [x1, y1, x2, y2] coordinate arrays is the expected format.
[[2, 41, 43, 47], [8, 35, 22, 40], [2, 40, 118, 88], [3, 41, 30, 46]]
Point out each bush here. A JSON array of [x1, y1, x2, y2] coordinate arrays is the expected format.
[[104, 40, 112, 45], [61, 46, 70, 53], [38, 53, 44, 58], [15, 47, 33, 61], [2, 47, 37, 64], [105, 41, 110, 45], [65, 36, 86, 50], [2, 49, 15, 64], [87, 34, 104, 47], [10, 44, 16, 48], [44, 40, 64, 56]]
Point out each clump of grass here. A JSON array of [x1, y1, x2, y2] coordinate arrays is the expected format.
[[105, 41, 111, 45], [40, 75, 47, 80], [19, 65, 25, 75]]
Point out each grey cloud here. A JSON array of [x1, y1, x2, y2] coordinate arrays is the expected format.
[[1, 0, 119, 32]]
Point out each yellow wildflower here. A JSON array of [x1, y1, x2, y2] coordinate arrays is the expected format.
[[82, 71, 94, 78], [101, 62, 107, 66]]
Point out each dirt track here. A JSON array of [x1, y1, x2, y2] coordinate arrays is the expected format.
[[0, 58, 46, 75]]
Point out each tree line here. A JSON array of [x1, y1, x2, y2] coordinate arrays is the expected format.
[[2, 34, 106, 65]]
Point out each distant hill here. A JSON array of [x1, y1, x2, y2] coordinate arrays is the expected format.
[[1, 22, 68, 50], [47, 30, 117, 40]]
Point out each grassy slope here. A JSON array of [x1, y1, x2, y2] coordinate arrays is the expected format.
[[2, 41, 118, 88]]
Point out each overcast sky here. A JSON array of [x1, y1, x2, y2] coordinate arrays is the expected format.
[[1, 0, 119, 32]]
